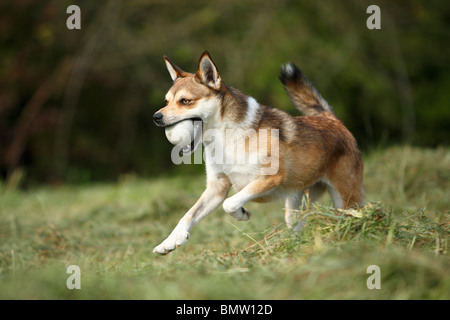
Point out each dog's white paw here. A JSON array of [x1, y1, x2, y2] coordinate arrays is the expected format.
[[223, 197, 241, 214], [235, 207, 251, 221], [223, 197, 251, 221], [153, 227, 190, 255]]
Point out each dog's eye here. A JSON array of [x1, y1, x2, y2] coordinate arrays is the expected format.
[[164, 99, 168, 105], [179, 98, 191, 105]]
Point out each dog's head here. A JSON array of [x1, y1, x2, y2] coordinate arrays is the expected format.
[[153, 51, 222, 128]]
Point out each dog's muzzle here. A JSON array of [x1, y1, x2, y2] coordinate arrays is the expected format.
[[153, 112, 164, 126]]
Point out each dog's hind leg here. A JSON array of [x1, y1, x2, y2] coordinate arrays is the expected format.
[[323, 177, 362, 209], [327, 183, 344, 209], [325, 154, 364, 209], [284, 183, 327, 228], [309, 181, 328, 204], [284, 193, 302, 228]]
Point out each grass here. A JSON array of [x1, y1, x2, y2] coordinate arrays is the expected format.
[[0, 146, 448, 299]]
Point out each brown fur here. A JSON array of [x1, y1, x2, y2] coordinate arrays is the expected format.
[[152, 51, 364, 254]]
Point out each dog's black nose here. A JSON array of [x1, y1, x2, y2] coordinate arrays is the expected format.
[[153, 112, 163, 125]]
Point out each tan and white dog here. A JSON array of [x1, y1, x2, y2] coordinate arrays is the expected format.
[[152, 51, 363, 254]]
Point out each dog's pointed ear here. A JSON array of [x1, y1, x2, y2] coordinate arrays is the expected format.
[[164, 56, 187, 81], [196, 51, 221, 90]]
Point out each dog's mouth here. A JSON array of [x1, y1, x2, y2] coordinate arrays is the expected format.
[[181, 118, 202, 155]]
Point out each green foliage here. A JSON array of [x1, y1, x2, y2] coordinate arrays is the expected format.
[[0, 1, 449, 184]]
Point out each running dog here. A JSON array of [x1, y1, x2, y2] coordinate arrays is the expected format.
[[152, 51, 363, 254]]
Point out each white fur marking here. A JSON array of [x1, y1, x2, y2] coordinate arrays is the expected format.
[[283, 63, 295, 77], [223, 188, 258, 213], [153, 218, 191, 254], [223, 191, 252, 221], [243, 96, 260, 126], [223, 191, 250, 214]]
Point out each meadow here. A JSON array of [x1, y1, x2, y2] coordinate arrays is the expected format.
[[0, 146, 448, 299]]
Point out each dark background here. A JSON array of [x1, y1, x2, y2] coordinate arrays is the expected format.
[[1, 0, 448, 186]]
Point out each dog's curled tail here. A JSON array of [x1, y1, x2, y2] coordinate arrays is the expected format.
[[279, 63, 335, 118]]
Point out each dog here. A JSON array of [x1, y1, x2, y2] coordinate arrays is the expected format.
[[152, 51, 363, 254]]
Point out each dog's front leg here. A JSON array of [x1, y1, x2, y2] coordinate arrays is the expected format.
[[153, 174, 231, 255], [222, 174, 284, 220]]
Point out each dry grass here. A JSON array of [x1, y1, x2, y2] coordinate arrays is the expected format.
[[0, 146, 448, 299]]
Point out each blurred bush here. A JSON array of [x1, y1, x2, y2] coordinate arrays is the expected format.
[[0, 0, 448, 185]]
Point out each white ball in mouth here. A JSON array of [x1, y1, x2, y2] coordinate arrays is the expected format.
[[165, 120, 195, 146]]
